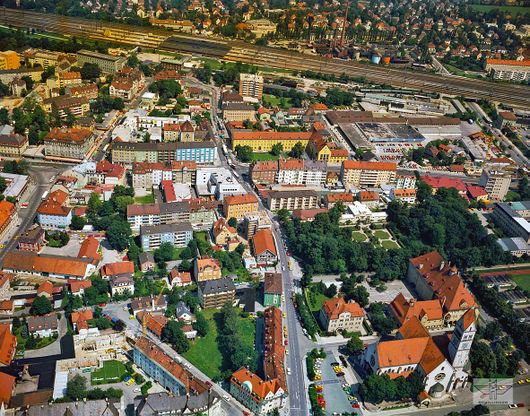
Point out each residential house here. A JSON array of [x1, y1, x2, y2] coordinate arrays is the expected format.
[[168, 268, 192, 287], [224, 194, 259, 220], [27, 313, 58, 338], [130, 295, 167, 316], [211, 218, 238, 249], [18, 224, 45, 252], [137, 312, 167, 338], [251, 229, 277, 266], [198, 277, 236, 309], [101, 261, 135, 279], [0, 201, 18, 243], [68, 279, 92, 296], [263, 272, 282, 307], [139, 252, 156, 272], [71, 308, 93, 333], [175, 301, 193, 323], [194, 257, 222, 282], [37, 189, 71, 229], [319, 297, 365, 333], [108, 276, 134, 297]]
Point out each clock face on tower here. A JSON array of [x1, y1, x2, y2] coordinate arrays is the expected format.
[[435, 373, 446, 381]]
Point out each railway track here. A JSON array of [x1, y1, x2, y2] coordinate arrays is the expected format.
[[2, 7, 530, 107]]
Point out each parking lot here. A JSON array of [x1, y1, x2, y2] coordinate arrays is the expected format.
[[316, 352, 361, 415], [360, 278, 415, 304]]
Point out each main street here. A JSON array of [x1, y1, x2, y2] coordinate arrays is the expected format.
[[0, 161, 65, 264]]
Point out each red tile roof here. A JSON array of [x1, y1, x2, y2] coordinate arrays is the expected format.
[[389, 293, 443, 325], [224, 194, 258, 206], [322, 297, 365, 320], [231, 368, 283, 401], [78, 236, 101, 263], [37, 281, 53, 296], [252, 229, 277, 257], [0, 371, 15, 405], [421, 175, 466, 193], [0, 323, 16, 366], [486, 58, 530, 67], [342, 160, 397, 171], [71, 308, 93, 331], [37, 189, 70, 217], [101, 261, 135, 277], [68, 279, 92, 294]]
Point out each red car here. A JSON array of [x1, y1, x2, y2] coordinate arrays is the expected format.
[[284, 339, 288, 346], [98, 303, 106, 307]]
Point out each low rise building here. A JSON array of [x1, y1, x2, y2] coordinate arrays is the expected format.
[[43, 128, 95, 161], [263, 272, 282, 307], [198, 277, 236, 309], [194, 257, 222, 282], [58, 71, 82, 88], [163, 121, 195, 142], [277, 159, 327, 186], [491, 201, 530, 243], [224, 194, 259, 220], [222, 102, 256, 122], [0, 323, 17, 366], [267, 189, 319, 211], [140, 222, 193, 251], [230, 131, 313, 153], [250, 160, 278, 185], [0, 200, 17, 243], [390, 188, 417, 204], [319, 297, 365, 333], [37, 189, 71, 229], [127, 201, 190, 232], [110, 275, 135, 296], [389, 293, 444, 331], [43, 95, 90, 119], [18, 224, 46, 252], [485, 58, 530, 82], [252, 228, 277, 266], [77, 49, 126, 73], [27, 313, 58, 338], [66, 83, 99, 100], [0, 133, 29, 157]]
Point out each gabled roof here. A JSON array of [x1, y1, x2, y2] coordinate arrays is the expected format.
[[264, 272, 282, 295], [2, 251, 91, 278], [37, 281, 53, 296], [71, 308, 93, 331], [78, 236, 101, 263], [389, 293, 443, 325], [0, 371, 15, 405], [321, 297, 365, 320], [231, 368, 283, 401], [68, 279, 92, 294], [343, 160, 397, 171], [252, 229, 277, 257], [224, 194, 258, 206], [0, 323, 16, 366], [101, 261, 135, 277], [212, 217, 237, 238]]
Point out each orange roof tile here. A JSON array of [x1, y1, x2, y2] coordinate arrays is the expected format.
[[78, 236, 101, 263], [279, 158, 304, 171], [252, 228, 277, 257], [44, 128, 92, 144], [343, 160, 397, 171], [196, 257, 221, 272], [389, 293, 443, 325], [0, 201, 15, 232], [101, 261, 135, 277], [0, 323, 17, 366], [322, 297, 365, 321], [137, 312, 168, 338], [37, 190, 70, 217], [486, 58, 530, 67], [68, 279, 92, 294], [37, 281, 53, 296], [71, 308, 93, 331], [2, 251, 91, 278], [213, 218, 237, 238], [231, 368, 283, 401], [0, 371, 15, 405], [224, 194, 258, 206]]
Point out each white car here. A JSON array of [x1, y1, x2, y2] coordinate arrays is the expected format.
[[223, 395, 231, 402]]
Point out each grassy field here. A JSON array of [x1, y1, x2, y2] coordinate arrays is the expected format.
[[374, 230, 391, 239], [511, 274, 530, 292], [182, 308, 256, 380], [381, 240, 400, 249], [263, 94, 292, 109], [351, 231, 367, 242], [305, 286, 331, 313], [135, 194, 154, 204], [91, 360, 126, 385], [469, 4, 529, 14], [251, 152, 280, 161]]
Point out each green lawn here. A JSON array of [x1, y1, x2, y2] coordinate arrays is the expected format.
[[263, 94, 292, 109], [374, 230, 391, 240], [305, 287, 331, 313], [351, 231, 367, 242], [91, 360, 126, 385], [251, 152, 280, 161], [135, 194, 154, 204], [381, 240, 400, 249], [469, 4, 529, 14], [182, 308, 256, 380], [511, 274, 530, 292]]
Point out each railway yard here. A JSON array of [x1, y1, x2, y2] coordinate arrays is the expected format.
[[1, 7, 529, 108]]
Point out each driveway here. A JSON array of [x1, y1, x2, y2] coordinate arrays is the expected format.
[[360, 279, 414, 304]]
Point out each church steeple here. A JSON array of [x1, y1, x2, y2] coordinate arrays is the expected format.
[[448, 309, 476, 370]]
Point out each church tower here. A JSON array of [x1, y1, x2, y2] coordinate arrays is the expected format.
[[448, 309, 476, 370]]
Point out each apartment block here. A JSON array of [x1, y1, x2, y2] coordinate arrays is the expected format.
[[127, 201, 190, 231], [43, 128, 95, 161], [485, 59, 530, 82], [140, 222, 193, 251], [0, 133, 29, 157], [319, 297, 365, 333], [341, 160, 397, 188], [0, 51, 20, 70], [479, 168, 511, 201], [224, 194, 259, 219], [277, 159, 327, 186], [267, 190, 319, 211], [194, 257, 222, 282], [231, 131, 314, 153], [239, 73, 264, 100], [198, 277, 236, 309], [222, 102, 256, 122], [42, 96, 90, 119], [58, 71, 82, 88], [37, 189, 71, 229], [131, 161, 196, 190], [112, 141, 216, 165], [250, 160, 278, 185], [77, 49, 126, 73]]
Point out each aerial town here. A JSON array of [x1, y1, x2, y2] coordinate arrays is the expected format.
[[0, 0, 528, 415]]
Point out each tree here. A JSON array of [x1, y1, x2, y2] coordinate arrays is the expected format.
[[193, 311, 209, 337], [80, 63, 101, 80], [289, 141, 305, 158], [270, 143, 283, 156], [470, 340, 497, 378], [3, 160, 29, 175], [70, 215, 87, 230], [346, 332, 364, 354], [0, 177, 6, 193], [154, 242, 174, 266], [483, 321, 502, 341], [30, 295, 52, 316], [196, 63, 212, 83], [162, 321, 190, 353], [21, 75, 34, 90], [66, 374, 87, 400], [106, 219, 132, 251], [234, 145, 253, 162], [228, 217, 238, 228]]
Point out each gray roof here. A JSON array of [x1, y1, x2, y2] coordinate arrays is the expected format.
[[0, 133, 27, 146], [140, 221, 193, 236], [22, 398, 122, 416], [175, 301, 192, 318], [138, 252, 155, 264], [134, 392, 218, 416], [222, 102, 256, 111], [199, 277, 236, 295], [268, 189, 319, 199], [77, 49, 125, 63], [27, 313, 58, 332]]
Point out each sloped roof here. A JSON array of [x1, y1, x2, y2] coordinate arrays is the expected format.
[[264, 272, 282, 295], [0, 323, 16, 366], [389, 293, 443, 325], [321, 297, 365, 320], [101, 261, 135, 277], [231, 368, 283, 401], [252, 229, 277, 257]]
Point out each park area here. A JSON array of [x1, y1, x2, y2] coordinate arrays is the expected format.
[[182, 308, 256, 380], [351, 228, 400, 249], [91, 360, 127, 385], [510, 274, 530, 292]]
